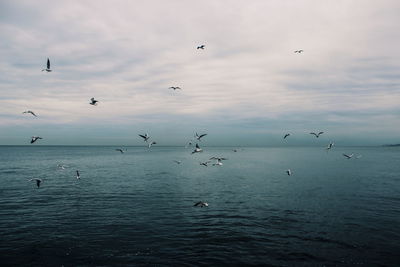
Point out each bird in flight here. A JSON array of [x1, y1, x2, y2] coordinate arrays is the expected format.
[[199, 161, 211, 166], [210, 157, 227, 166], [76, 170, 81, 179], [192, 143, 203, 154], [148, 141, 157, 148], [283, 133, 290, 139], [197, 45, 205, 50], [310, 132, 324, 138], [139, 133, 150, 142], [89, 98, 99, 106], [30, 136, 43, 144], [195, 133, 207, 141], [294, 50, 304, 53], [169, 86, 181, 90], [194, 201, 208, 207], [173, 160, 182, 164], [42, 58, 52, 72], [29, 178, 42, 188], [326, 142, 334, 151], [342, 153, 354, 159], [286, 169, 292, 176], [22, 110, 37, 117], [115, 148, 125, 154]]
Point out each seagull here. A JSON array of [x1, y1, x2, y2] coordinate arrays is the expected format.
[[89, 98, 99, 106], [283, 133, 290, 139], [148, 141, 157, 148], [139, 133, 150, 142], [342, 153, 354, 159], [30, 136, 43, 144], [192, 143, 203, 154], [326, 142, 334, 151], [29, 178, 42, 188], [294, 50, 304, 53], [195, 132, 207, 141], [76, 170, 80, 179], [286, 169, 292, 176], [22, 110, 37, 117], [169, 86, 181, 90], [197, 45, 205, 50], [194, 201, 208, 207], [210, 157, 227, 166], [41, 58, 52, 72], [115, 148, 125, 154], [173, 160, 182, 164], [310, 132, 324, 138], [199, 161, 211, 166]]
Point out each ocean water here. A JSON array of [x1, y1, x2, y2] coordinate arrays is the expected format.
[[0, 145, 399, 266]]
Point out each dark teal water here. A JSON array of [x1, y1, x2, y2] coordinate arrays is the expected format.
[[0, 146, 399, 266]]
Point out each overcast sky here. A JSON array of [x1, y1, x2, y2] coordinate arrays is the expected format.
[[0, 0, 399, 146]]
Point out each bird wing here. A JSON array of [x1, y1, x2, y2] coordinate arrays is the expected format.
[[195, 144, 200, 149], [194, 202, 201, 206], [139, 134, 146, 139], [199, 134, 207, 139], [318, 132, 324, 135], [310, 132, 317, 136], [47, 58, 50, 69]]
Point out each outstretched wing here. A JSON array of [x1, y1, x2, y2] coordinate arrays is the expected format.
[[199, 134, 207, 139], [47, 58, 50, 69]]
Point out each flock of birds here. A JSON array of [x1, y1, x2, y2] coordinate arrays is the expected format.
[[25, 47, 362, 207]]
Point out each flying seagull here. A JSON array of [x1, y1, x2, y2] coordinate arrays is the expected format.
[[169, 86, 181, 90], [194, 201, 208, 207], [173, 160, 182, 164], [199, 161, 211, 166], [195, 132, 207, 141], [115, 148, 125, 154], [23, 110, 37, 117], [286, 169, 292, 176], [42, 58, 52, 72], [294, 50, 304, 53], [283, 133, 290, 139], [76, 170, 80, 179], [30, 136, 42, 144], [210, 157, 227, 166], [139, 133, 150, 142], [148, 141, 157, 148], [89, 98, 99, 106], [342, 153, 354, 159], [29, 178, 42, 188], [192, 143, 203, 154], [197, 45, 205, 50], [326, 142, 334, 151], [310, 132, 324, 138]]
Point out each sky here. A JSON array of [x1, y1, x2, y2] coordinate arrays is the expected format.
[[0, 0, 399, 146]]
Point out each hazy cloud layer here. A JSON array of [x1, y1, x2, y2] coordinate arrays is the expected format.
[[0, 0, 399, 145]]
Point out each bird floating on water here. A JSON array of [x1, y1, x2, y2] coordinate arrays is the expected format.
[[169, 86, 181, 90], [23, 110, 37, 117], [42, 58, 52, 72], [29, 178, 42, 188], [30, 136, 42, 144], [195, 133, 207, 141], [197, 45, 205, 50], [89, 98, 99, 106], [294, 50, 304, 53], [284, 133, 290, 139], [286, 169, 292, 176], [310, 132, 324, 138], [76, 170, 80, 179], [139, 133, 150, 142], [342, 153, 354, 159], [210, 157, 227, 166], [192, 143, 203, 154], [194, 201, 208, 207]]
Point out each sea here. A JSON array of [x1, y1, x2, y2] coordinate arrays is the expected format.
[[0, 145, 399, 266]]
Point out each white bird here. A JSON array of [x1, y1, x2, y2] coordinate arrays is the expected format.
[[199, 161, 211, 166], [294, 50, 304, 53], [76, 170, 80, 179], [192, 143, 203, 154], [326, 142, 334, 151], [210, 157, 227, 166], [57, 164, 67, 170], [89, 98, 99, 106], [195, 132, 207, 141], [173, 160, 182, 164], [169, 86, 181, 90], [310, 131, 324, 138], [286, 169, 292, 176], [194, 201, 208, 207], [342, 153, 354, 159], [41, 58, 52, 72], [22, 110, 37, 117], [115, 148, 125, 154], [197, 45, 205, 50], [29, 178, 42, 188], [148, 141, 157, 148], [139, 133, 150, 142], [284, 133, 290, 139], [30, 136, 42, 144]]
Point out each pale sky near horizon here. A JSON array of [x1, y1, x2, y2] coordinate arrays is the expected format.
[[0, 0, 399, 146]]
